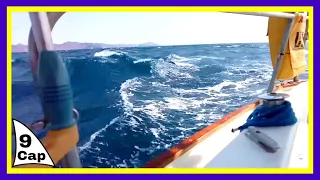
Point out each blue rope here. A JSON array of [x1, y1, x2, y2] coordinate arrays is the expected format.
[[234, 100, 297, 132]]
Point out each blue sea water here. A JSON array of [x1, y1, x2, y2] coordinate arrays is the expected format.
[[12, 43, 309, 168]]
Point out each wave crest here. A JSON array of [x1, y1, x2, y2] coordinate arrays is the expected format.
[[94, 49, 124, 57]]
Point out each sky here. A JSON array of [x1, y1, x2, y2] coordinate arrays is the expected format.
[[12, 12, 269, 46]]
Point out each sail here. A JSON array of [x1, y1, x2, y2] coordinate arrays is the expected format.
[[267, 13, 307, 80]]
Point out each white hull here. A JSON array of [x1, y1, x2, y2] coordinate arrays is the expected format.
[[144, 81, 309, 168]]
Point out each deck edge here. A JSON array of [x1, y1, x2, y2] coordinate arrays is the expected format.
[[142, 80, 305, 168]]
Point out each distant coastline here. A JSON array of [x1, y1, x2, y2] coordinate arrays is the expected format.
[[11, 41, 272, 53], [11, 41, 159, 53]]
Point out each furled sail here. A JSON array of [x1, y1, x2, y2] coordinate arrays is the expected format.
[[267, 12, 307, 80]]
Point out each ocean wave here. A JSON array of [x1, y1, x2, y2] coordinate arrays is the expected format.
[[12, 43, 309, 168], [226, 44, 241, 48], [133, 58, 153, 64], [94, 49, 123, 57], [79, 117, 119, 152]]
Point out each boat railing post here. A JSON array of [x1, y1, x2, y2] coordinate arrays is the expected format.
[[266, 18, 294, 94], [57, 147, 82, 168], [29, 13, 54, 51], [28, 12, 82, 168]]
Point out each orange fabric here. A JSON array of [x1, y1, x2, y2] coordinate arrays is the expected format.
[[13, 125, 79, 168]]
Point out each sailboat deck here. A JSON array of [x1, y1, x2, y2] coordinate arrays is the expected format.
[[144, 81, 309, 168]]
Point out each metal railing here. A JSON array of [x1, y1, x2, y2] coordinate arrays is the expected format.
[[227, 12, 309, 20], [227, 12, 308, 93]]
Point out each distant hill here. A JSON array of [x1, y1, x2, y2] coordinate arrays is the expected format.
[[12, 41, 159, 52], [12, 44, 28, 52]]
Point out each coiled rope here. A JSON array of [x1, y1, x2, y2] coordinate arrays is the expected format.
[[232, 100, 297, 132]]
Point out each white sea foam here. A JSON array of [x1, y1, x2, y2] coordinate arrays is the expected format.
[[79, 117, 119, 152], [94, 49, 122, 57], [133, 58, 153, 64]]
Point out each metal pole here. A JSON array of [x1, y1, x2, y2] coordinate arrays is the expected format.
[[266, 18, 294, 93], [28, 12, 82, 168], [227, 12, 309, 20], [58, 148, 82, 168], [29, 13, 54, 51]]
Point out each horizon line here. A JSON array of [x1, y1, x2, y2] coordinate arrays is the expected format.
[[12, 41, 269, 46]]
